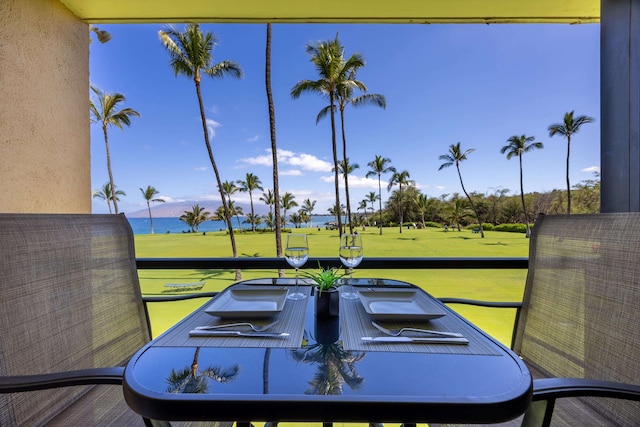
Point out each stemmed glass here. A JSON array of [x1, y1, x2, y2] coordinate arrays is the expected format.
[[284, 234, 309, 300], [339, 233, 363, 299]]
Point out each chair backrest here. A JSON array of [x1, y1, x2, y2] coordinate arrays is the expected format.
[[514, 213, 640, 425], [0, 213, 150, 426]]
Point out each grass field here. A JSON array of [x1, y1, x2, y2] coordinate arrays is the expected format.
[[137, 226, 529, 345]]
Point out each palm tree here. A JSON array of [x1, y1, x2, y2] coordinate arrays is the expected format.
[[89, 86, 140, 214], [291, 35, 364, 235], [328, 203, 345, 224], [548, 111, 595, 214], [179, 204, 210, 232], [317, 63, 386, 235], [139, 185, 165, 234], [414, 193, 430, 229], [500, 135, 543, 237], [334, 158, 360, 233], [387, 170, 415, 234], [300, 198, 317, 228], [92, 182, 125, 214], [280, 192, 298, 228], [444, 197, 473, 231], [260, 190, 275, 215], [159, 23, 243, 279], [263, 212, 276, 232], [238, 173, 263, 232], [365, 191, 379, 225], [290, 212, 304, 228], [438, 142, 484, 237], [265, 24, 284, 276], [243, 213, 262, 230], [358, 199, 369, 225], [366, 155, 396, 235], [227, 200, 244, 231], [166, 347, 239, 394], [221, 180, 240, 230]]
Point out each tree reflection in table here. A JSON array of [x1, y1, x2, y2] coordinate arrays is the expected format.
[[166, 347, 240, 394], [291, 341, 365, 395]]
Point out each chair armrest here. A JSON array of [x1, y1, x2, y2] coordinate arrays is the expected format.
[[438, 297, 522, 308], [0, 367, 124, 393], [533, 377, 640, 401], [142, 291, 219, 303]]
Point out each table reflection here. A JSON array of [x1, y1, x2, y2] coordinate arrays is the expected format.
[[290, 317, 365, 395], [166, 346, 240, 394]]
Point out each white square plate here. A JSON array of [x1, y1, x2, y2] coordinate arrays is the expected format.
[[205, 288, 288, 319], [357, 290, 446, 321]]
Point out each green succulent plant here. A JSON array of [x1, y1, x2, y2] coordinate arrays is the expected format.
[[302, 263, 346, 294]]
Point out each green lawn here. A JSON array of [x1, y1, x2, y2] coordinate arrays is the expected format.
[[137, 226, 529, 345]]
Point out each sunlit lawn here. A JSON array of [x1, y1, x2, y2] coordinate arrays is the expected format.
[[136, 226, 529, 346]]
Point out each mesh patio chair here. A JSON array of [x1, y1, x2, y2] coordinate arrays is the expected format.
[[0, 213, 222, 427], [437, 213, 640, 426]]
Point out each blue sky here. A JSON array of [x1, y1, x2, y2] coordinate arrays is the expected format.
[[90, 23, 600, 215]]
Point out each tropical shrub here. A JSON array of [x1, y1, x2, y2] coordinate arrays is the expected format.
[[494, 223, 527, 233]]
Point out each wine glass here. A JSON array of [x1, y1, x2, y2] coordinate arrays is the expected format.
[[339, 233, 363, 299], [284, 234, 309, 300]]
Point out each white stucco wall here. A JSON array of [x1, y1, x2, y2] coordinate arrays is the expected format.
[[0, 0, 90, 213]]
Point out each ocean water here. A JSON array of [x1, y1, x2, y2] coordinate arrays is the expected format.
[[128, 215, 337, 235]]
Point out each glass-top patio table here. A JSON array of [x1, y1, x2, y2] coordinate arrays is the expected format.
[[123, 278, 532, 424]]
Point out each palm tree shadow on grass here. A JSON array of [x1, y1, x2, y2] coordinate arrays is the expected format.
[[166, 347, 240, 394], [240, 253, 261, 257]]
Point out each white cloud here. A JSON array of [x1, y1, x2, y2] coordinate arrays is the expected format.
[[280, 169, 304, 176], [156, 195, 184, 204], [194, 166, 208, 172], [346, 175, 378, 189], [240, 152, 273, 167], [582, 166, 600, 173], [247, 135, 260, 142], [239, 149, 332, 172], [206, 118, 221, 138], [319, 175, 377, 189]]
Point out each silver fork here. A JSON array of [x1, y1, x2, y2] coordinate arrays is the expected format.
[[371, 321, 464, 338], [194, 320, 279, 332]]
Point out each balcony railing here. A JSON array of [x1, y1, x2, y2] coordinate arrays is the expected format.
[[136, 257, 528, 343], [137, 257, 528, 270]]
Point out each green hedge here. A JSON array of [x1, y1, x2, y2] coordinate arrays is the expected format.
[[494, 223, 527, 233]]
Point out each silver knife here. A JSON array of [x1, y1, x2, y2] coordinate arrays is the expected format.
[[189, 330, 290, 338], [361, 336, 468, 345]]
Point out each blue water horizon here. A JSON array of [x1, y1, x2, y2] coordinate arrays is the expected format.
[[128, 215, 338, 235]]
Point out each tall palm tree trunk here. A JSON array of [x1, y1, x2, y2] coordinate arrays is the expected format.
[[194, 78, 241, 280], [566, 135, 572, 215], [329, 94, 342, 234], [265, 24, 284, 277], [102, 125, 119, 214], [340, 109, 353, 234], [377, 177, 383, 235], [398, 184, 403, 234], [146, 202, 155, 234], [249, 191, 256, 232], [519, 155, 531, 238], [456, 166, 484, 238]]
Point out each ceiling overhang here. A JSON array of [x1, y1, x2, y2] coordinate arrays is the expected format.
[[58, 0, 600, 24]]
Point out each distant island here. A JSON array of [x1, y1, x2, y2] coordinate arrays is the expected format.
[[126, 200, 268, 218]]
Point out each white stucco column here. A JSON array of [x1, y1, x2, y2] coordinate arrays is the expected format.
[[0, 0, 90, 213]]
